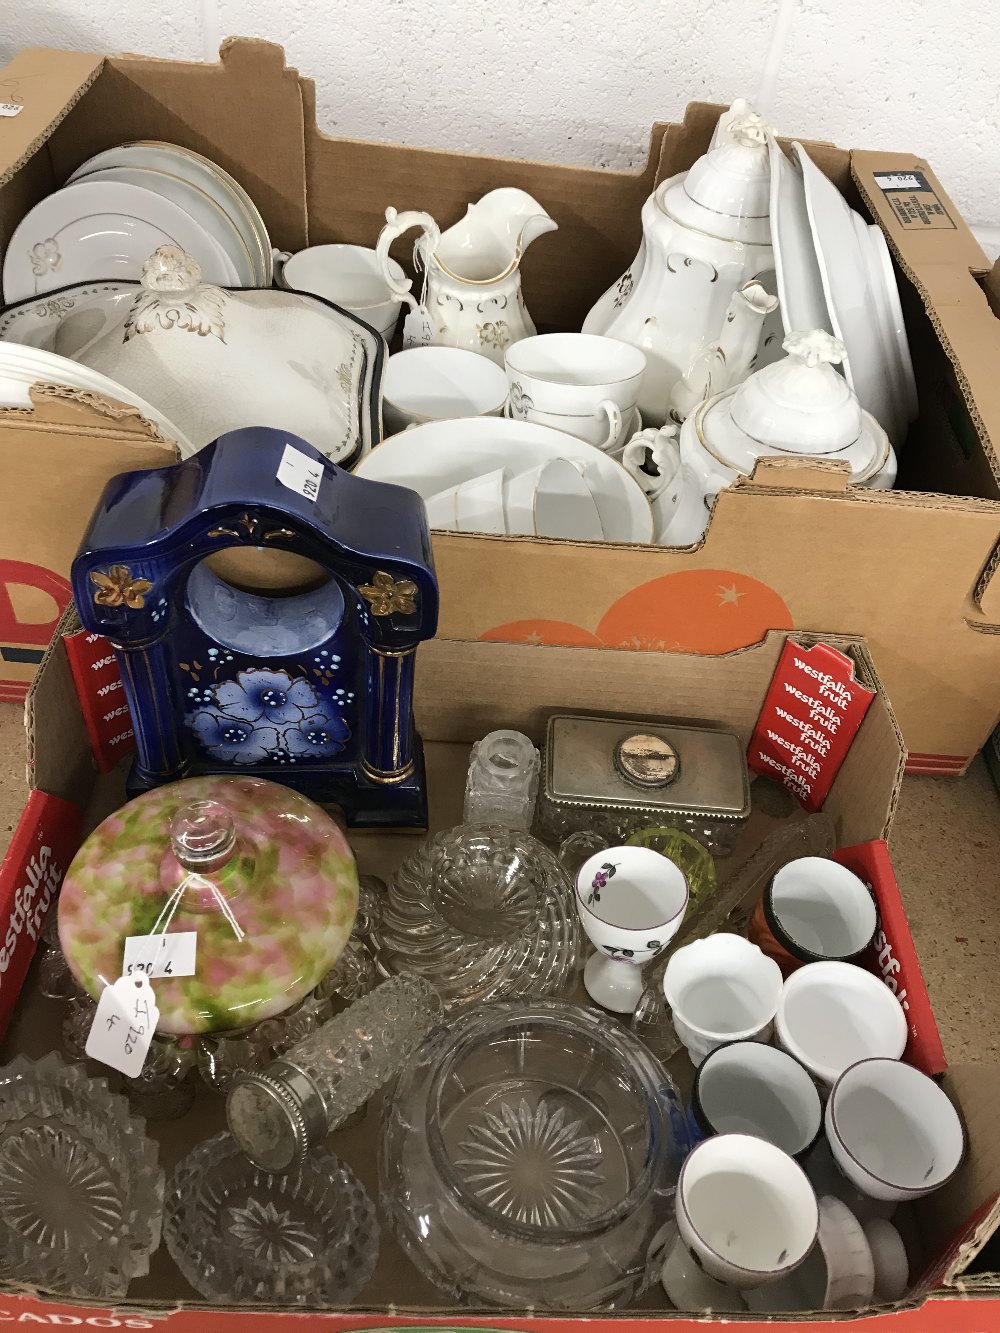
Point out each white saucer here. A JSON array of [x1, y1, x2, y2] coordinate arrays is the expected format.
[[3, 179, 240, 303], [358, 417, 654, 544], [792, 143, 913, 445], [769, 137, 831, 339]]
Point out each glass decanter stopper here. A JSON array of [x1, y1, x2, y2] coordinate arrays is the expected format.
[[226, 974, 442, 1171], [170, 800, 237, 872], [463, 729, 540, 831]]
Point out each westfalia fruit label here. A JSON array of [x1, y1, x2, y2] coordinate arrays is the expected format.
[[836, 839, 946, 1076], [748, 640, 875, 811], [63, 629, 135, 773], [0, 790, 82, 1040]]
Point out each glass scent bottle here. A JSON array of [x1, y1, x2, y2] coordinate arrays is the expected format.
[[464, 730, 540, 831], [227, 974, 442, 1171]]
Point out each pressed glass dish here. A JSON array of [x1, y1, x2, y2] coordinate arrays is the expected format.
[[0, 1053, 163, 1299], [371, 825, 581, 1007], [164, 1132, 379, 1304], [379, 1000, 680, 1309]]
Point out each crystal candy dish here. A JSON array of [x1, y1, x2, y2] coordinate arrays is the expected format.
[[164, 1132, 379, 1304], [380, 1000, 681, 1309], [58, 777, 359, 1035], [371, 824, 582, 1007], [0, 1053, 163, 1299]]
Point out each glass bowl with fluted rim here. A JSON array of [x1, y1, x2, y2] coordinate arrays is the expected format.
[[164, 1131, 379, 1304], [379, 999, 680, 1310], [0, 1053, 163, 1299], [370, 824, 581, 1007]]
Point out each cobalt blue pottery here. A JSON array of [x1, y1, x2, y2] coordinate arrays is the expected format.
[[72, 427, 438, 829]]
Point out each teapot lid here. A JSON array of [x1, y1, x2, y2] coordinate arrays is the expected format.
[[693, 330, 892, 483], [57, 776, 359, 1036], [658, 104, 772, 246]]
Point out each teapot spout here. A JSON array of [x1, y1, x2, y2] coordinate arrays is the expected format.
[[668, 280, 779, 422]]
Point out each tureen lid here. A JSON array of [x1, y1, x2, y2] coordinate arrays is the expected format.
[[694, 330, 892, 482], [58, 776, 359, 1036], [658, 103, 772, 246]]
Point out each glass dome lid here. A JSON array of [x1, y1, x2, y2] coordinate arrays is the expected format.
[[58, 776, 359, 1036]]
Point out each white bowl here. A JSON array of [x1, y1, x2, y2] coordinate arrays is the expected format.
[[357, 416, 654, 544], [383, 345, 507, 433]]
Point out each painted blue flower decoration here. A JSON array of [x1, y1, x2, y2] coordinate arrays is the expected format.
[[188, 711, 281, 765], [284, 712, 350, 758], [213, 669, 320, 725]]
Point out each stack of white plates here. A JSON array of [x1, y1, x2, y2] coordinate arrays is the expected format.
[[2, 141, 271, 302]]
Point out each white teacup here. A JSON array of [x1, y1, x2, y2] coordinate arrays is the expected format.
[[504, 458, 604, 541], [825, 1058, 965, 1202], [664, 934, 783, 1066], [691, 1040, 823, 1159], [504, 333, 646, 451], [383, 346, 508, 435], [279, 244, 405, 341], [663, 1134, 819, 1303], [575, 845, 688, 1013], [425, 467, 509, 534]]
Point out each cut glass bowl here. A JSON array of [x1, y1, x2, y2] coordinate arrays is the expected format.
[[380, 1000, 680, 1309], [371, 824, 581, 1007], [164, 1132, 379, 1304], [0, 1053, 163, 1299]]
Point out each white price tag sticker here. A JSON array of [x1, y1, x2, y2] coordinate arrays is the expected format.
[[122, 931, 197, 979], [85, 975, 160, 1077], [874, 172, 924, 192], [402, 305, 435, 350], [0, 103, 23, 118], [276, 442, 323, 502]]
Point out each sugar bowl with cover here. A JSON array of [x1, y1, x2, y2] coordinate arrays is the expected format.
[[58, 776, 359, 1036]]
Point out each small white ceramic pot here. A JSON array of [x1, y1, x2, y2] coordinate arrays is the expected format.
[[279, 243, 405, 340], [505, 332, 646, 451], [825, 1057, 966, 1203], [863, 1218, 909, 1301], [743, 1194, 875, 1313], [425, 467, 509, 534], [663, 934, 783, 1066], [751, 856, 878, 974], [504, 458, 604, 540], [382, 345, 508, 434], [575, 846, 688, 1013], [775, 962, 908, 1087], [690, 1040, 822, 1158], [670, 1133, 819, 1293]]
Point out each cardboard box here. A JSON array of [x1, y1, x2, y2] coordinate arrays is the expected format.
[[2, 622, 1000, 1326], [2, 42, 1000, 770]]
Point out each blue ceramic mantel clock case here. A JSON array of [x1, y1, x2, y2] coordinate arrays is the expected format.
[[72, 428, 439, 829]]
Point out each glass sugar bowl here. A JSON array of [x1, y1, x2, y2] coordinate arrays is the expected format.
[[58, 776, 359, 1035], [379, 1000, 680, 1310]]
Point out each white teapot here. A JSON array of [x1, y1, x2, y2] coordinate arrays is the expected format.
[[583, 102, 782, 425], [626, 330, 898, 545], [375, 189, 557, 364]]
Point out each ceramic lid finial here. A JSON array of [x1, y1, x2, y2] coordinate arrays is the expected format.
[[782, 329, 846, 370], [725, 110, 773, 148], [141, 245, 203, 293]]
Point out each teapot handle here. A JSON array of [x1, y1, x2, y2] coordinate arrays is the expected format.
[[622, 429, 682, 496], [376, 208, 442, 312]]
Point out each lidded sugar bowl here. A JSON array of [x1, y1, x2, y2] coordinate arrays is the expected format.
[[58, 776, 359, 1035]]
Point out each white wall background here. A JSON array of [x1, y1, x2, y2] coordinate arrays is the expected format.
[[3, 0, 999, 240]]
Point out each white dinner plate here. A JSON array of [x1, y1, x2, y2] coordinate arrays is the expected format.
[[357, 417, 654, 544], [77, 164, 256, 286], [792, 143, 906, 445], [0, 340, 196, 456], [769, 137, 831, 339], [3, 179, 240, 303], [68, 141, 272, 285]]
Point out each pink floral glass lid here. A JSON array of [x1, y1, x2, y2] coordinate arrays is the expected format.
[[58, 776, 358, 1036]]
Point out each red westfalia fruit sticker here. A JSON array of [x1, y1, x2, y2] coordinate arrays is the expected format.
[[836, 838, 946, 1077], [63, 627, 135, 773], [748, 640, 875, 811], [0, 789, 82, 1041]]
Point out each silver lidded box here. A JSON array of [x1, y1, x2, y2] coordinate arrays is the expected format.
[[535, 714, 751, 854]]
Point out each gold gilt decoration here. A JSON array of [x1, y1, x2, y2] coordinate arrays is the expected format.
[[358, 570, 418, 617], [208, 512, 270, 541], [90, 564, 153, 610]]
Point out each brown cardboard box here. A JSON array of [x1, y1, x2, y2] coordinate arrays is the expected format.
[[3, 619, 1000, 1328], [2, 42, 1000, 774]]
